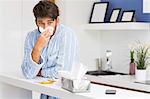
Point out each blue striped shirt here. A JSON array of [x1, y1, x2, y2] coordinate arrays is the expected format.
[[21, 24, 78, 79]]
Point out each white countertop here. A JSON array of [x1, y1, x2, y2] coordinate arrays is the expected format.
[[86, 74, 150, 93], [1, 73, 150, 99]]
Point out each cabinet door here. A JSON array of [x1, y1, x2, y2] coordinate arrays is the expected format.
[[32, 91, 40, 99]]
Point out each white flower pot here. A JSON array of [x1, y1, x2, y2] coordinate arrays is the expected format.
[[135, 69, 147, 81], [146, 66, 150, 80]]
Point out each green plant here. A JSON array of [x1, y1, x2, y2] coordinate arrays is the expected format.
[[130, 50, 134, 63], [135, 42, 150, 70]]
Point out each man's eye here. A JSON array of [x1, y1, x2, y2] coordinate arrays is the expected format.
[[39, 22, 43, 25], [38, 23, 45, 27], [48, 22, 53, 25]]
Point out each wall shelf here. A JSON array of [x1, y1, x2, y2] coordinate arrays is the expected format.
[[82, 22, 150, 31]]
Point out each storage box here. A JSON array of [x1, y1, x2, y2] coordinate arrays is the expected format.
[[61, 77, 90, 93]]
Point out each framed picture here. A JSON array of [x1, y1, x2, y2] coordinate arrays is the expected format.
[[109, 8, 121, 23], [89, 2, 109, 23], [121, 10, 135, 22]]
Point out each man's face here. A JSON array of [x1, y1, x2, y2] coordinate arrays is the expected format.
[[36, 17, 58, 30]]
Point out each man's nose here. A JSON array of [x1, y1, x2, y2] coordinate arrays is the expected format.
[[43, 24, 49, 29]]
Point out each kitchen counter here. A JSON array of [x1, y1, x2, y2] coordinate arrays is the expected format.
[[1, 73, 150, 99], [86, 74, 150, 93]]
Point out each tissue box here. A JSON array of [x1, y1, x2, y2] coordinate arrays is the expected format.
[[61, 77, 90, 93]]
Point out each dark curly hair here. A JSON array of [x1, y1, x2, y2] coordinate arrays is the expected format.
[[33, 0, 59, 20]]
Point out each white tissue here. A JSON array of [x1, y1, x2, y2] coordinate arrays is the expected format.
[[58, 62, 87, 80], [39, 27, 44, 33], [39, 26, 54, 33], [71, 63, 87, 79], [58, 71, 73, 79]]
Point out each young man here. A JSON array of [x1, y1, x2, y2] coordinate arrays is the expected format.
[[21, 0, 78, 99]]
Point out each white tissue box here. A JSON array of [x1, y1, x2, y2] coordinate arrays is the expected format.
[[61, 77, 90, 93]]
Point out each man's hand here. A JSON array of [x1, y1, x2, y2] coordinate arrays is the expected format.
[[36, 30, 52, 49], [32, 28, 53, 64]]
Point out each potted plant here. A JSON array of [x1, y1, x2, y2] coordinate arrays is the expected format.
[[134, 42, 150, 81]]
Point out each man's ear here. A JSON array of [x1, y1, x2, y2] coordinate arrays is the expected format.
[[54, 17, 59, 31], [56, 17, 59, 24]]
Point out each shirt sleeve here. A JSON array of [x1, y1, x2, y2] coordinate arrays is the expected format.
[[21, 32, 45, 79], [41, 28, 78, 79]]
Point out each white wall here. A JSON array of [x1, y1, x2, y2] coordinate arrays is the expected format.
[[0, 0, 22, 74], [0, 0, 2, 72], [0, 0, 37, 99]]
